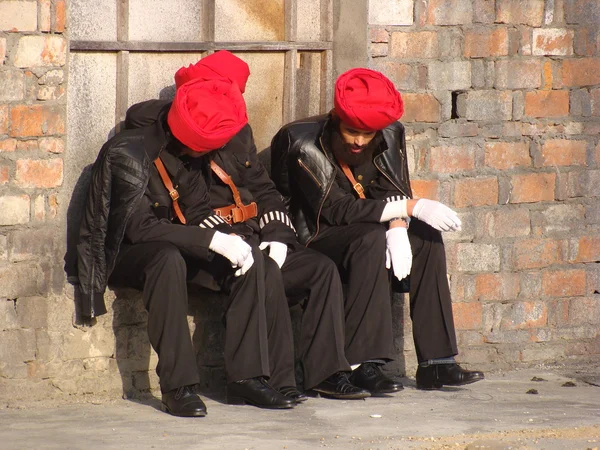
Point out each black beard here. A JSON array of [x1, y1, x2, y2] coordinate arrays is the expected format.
[[330, 127, 382, 167]]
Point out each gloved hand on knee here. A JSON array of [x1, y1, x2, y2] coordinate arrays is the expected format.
[[209, 231, 254, 276], [259, 241, 288, 268], [385, 227, 412, 281], [412, 199, 461, 232]]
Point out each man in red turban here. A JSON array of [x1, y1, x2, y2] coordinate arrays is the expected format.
[[175, 50, 250, 93], [270, 68, 484, 394]]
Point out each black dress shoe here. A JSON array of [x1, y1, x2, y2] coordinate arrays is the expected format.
[[416, 363, 485, 390], [161, 385, 207, 417], [227, 377, 295, 409], [349, 363, 404, 394], [278, 386, 308, 403], [311, 372, 371, 400]]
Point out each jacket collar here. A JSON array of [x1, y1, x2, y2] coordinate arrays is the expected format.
[[143, 102, 172, 161]]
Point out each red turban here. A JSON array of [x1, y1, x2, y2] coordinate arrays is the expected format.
[[167, 78, 248, 153], [334, 68, 404, 131], [175, 51, 251, 93]]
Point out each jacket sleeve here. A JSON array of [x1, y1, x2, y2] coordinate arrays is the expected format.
[[125, 99, 171, 129], [240, 132, 297, 245]]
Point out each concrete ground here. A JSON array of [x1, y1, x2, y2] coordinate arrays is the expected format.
[[1, 368, 599, 450]]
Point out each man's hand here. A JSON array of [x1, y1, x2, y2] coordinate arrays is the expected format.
[[209, 231, 254, 276], [259, 241, 288, 268], [412, 199, 462, 232], [385, 227, 412, 281]]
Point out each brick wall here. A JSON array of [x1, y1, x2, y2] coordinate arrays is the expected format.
[[370, 0, 600, 370]]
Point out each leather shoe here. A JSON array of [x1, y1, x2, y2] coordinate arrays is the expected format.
[[161, 385, 207, 417], [416, 363, 485, 390], [227, 377, 295, 409], [349, 363, 403, 394], [278, 385, 308, 403], [311, 372, 371, 400]]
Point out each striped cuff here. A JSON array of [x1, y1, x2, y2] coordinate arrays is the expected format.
[[199, 214, 228, 229], [385, 194, 408, 202], [259, 210, 296, 232]]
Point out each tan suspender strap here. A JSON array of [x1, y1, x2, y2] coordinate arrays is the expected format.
[[153, 157, 187, 225], [210, 159, 258, 224], [210, 160, 245, 208], [337, 158, 366, 199]]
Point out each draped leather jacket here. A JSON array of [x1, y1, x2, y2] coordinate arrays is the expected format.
[[270, 114, 412, 245]]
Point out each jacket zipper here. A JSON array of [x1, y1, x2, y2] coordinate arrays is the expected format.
[[305, 136, 334, 247], [297, 158, 322, 188]]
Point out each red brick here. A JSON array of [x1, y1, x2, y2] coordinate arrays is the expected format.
[[0, 104, 8, 133], [13, 35, 67, 68], [0, 139, 17, 152], [475, 274, 501, 301], [591, 88, 600, 116], [452, 302, 483, 330], [402, 93, 440, 123], [54, 0, 66, 33], [595, 142, 600, 164], [533, 29, 574, 56], [48, 194, 58, 219], [430, 145, 475, 174], [410, 179, 439, 200], [543, 61, 553, 90], [464, 28, 509, 58], [426, 0, 473, 25], [510, 173, 556, 203], [485, 142, 531, 170], [390, 31, 439, 58], [524, 90, 570, 118], [370, 43, 387, 58], [16, 140, 38, 152], [453, 177, 498, 208], [485, 208, 531, 238], [502, 301, 548, 330], [40, 0, 51, 32], [571, 236, 600, 263], [514, 239, 562, 270], [370, 28, 389, 43], [38, 137, 64, 154], [0, 165, 8, 185], [496, 0, 545, 27], [15, 159, 63, 188], [543, 269, 586, 297], [561, 58, 600, 87], [540, 139, 587, 167], [9, 105, 64, 137]]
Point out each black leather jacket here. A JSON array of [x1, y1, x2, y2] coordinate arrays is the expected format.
[[270, 114, 412, 245]]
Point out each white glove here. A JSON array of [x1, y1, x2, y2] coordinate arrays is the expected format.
[[380, 199, 408, 222], [412, 199, 462, 232], [259, 241, 288, 268], [234, 252, 254, 277], [385, 227, 412, 281], [209, 231, 253, 270]]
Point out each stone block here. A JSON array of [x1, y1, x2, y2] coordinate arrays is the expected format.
[[0, 263, 41, 298], [473, 0, 496, 23], [13, 36, 67, 68], [40, 0, 51, 32], [0, 104, 7, 133], [402, 93, 440, 123], [428, 61, 471, 90], [539, 139, 587, 167], [570, 89, 592, 116], [410, 179, 439, 200], [452, 301, 483, 330], [453, 177, 498, 208], [564, 0, 600, 25], [561, 58, 600, 87], [0, 37, 5, 65], [485, 141, 531, 170], [390, 31, 438, 59], [54, 0, 66, 33], [215, 0, 283, 41], [370, 43, 388, 58], [474, 273, 520, 301], [426, 0, 473, 25], [525, 90, 570, 118], [16, 296, 48, 329], [0, 0, 37, 31], [0, 299, 18, 330], [0, 195, 30, 225], [369, 0, 413, 25], [0, 165, 8, 185], [37, 85, 65, 101], [535, 203, 586, 234], [15, 159, 63, 188], [485, 208, 531, 238], [460, 90, 512, 121], [499, 301, 548, 330], [9, 228, 56, 262], [370, 28, 389, 43], [543, 269, 586, 297], [372, 60, 420, 91], [38, 137, 65, 154], [509, 173, 555, 203], [464, 28, 509, 58], [513, 239, 563, 270], [520, 344, 566, 362], [39, 69, 65, 86], [533, 28, 574, 56], [569, 236, 600, 263], [495, 59, 542, 89], [567, 169, 600, 198], [456, 243, 501, 273], [496, 0, 545, 26], [438, 121, 479, 138], [430, 143, 476, 174], [438, 28, 464, 59], [10, 104, 65, 137], [0, 329, 36, 368], [0, 71, 24, 101]]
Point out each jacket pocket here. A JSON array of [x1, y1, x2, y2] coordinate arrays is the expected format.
[[297, 158, 321, 188]]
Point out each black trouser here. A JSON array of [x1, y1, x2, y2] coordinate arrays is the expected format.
[[109, 241, 295, 393], [308, 219, 458, 364], [279, 247, 351, 389]]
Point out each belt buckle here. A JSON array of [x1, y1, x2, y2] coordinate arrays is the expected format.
[[169, 190, 180, 201]]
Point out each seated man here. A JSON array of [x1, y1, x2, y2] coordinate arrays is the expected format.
[[122, 51, 399, 400], [270, 68, 485, 390]]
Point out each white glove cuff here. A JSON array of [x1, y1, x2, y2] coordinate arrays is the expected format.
[[380, 199, 408, 222]]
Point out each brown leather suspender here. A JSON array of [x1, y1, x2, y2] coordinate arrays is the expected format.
[[210, 160, 258, 224], [153, 157, 187, 224], [336, 158, 366, 199]]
